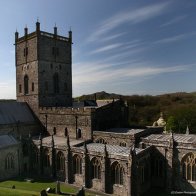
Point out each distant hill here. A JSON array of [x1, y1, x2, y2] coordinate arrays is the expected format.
[[74, 91, 122, 101]]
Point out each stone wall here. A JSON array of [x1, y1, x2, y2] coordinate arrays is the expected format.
[[39, 107, 95, 140]]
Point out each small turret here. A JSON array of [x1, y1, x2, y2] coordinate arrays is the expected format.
[[36, 20, 40, 32], [54, 24, 57, 36], [69, 29, 72, 43], [24, 26, 28, 36], [15, 30, 19, 42]]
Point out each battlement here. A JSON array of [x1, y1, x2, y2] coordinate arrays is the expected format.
[[15, 21, 72, 44], [39, 106, 96, 114]]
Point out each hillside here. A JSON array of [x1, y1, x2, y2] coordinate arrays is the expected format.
[[75, 91, 196, 134]]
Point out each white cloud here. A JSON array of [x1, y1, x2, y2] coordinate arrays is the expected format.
[[161, 15, 187, 27], [90, 43, 122, 54], [73, 60, 191, 85], [88, 2, 170, 42], [0, 81, 16, 99], [154, 32, 196, 44]]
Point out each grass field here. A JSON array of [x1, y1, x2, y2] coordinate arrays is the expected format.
[[0, 178, 103, 196]]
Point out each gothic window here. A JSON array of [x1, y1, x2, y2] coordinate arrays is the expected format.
[[111, 162, 124, 185], [43, 148, 50, 167], [120, 142, 127, 147], [32, 82, 34, 92], [77, 129, 82, 139], [24, 75, 29, 95], [139, 161, 149, 184], [57, 151, 65, 171], [53, 73, 59, 94], [140, 166, 145, 184], [50, 63, 53, 69], [5, 154, 14, 170], [73, 155, 82, 174], [22, 143, 28, 156], [59, 64, 61, 70], [64, 83, 67, 91], [32, 148, 39, 169], [152, 158, 163, 177], [96, 138, 106, 144], [91, 158, 101, 179], [182, 153, 196, 182]]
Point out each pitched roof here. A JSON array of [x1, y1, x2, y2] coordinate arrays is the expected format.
[[0, 135, 19, 149], [0, 102, 36, 124]]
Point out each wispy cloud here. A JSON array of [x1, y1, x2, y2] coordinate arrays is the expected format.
[[100, 32, 126, 42], [161, 15, 187, 27], [73, 60, 190, 85], [90, 43, 122, 54], [88, 2, 170, 42], [154, 32, 196, 44]]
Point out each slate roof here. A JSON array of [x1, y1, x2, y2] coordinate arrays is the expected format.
[[33, 135, 84, 147], [0, 135, 19, 149], [0, 102, 36, 124], [143, 134, 196, 144], [78, 143, 145, 157], [95, 128, 146, 135]]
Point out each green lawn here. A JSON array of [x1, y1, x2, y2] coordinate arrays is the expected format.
[[0, 178, 103, 196]]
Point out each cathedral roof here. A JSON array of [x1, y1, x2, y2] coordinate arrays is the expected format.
[[142, 134, 196, 144], [0, 135, 19, 149], [0, 102, 36, 124], [78, 143, 145, 157]]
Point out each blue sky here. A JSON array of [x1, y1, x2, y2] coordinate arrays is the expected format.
[[0, 0, 196, 98]]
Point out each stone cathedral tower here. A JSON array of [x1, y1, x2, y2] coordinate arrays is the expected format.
[[15, 22, 72, 114]]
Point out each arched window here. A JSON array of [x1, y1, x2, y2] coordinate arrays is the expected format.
[[111, 162, 124, 185], [120, 142, 127, 147], [64, 127, 68, 137], [57, 151, 65, 171], [43, 148, 50, 167], [73, 155, 82, 174], [182, 153, 196, 182], [77, 129, 82, 139], [53, 73, 59, 94], [152, 157, 163, 177], [5, 154, 14, 170], [96, 138, 106, 144], [23, 143, 28, 156], [91, 158, 101, 179], [24, 75, 29, 94], [32, 148, 39, 169]]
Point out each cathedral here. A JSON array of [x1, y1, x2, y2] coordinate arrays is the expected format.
[[0, 22, 195, 196]]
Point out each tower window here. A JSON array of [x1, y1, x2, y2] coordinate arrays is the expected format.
[[53, 127, 56, 135], [32, 82, 34, 92], [50, 64, 53, 69], [53, 73, 59, 94], [59, 64, 61, 70], [23, 47, 28, 57], [45, 81, 48, 93], [19, 84, 22, 93], [64, 83, 67, 91], [24, 75, 29, 95]]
